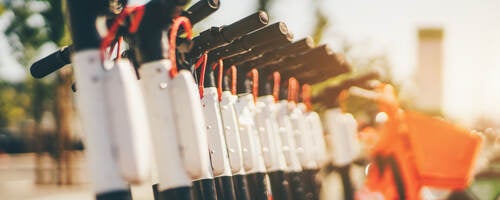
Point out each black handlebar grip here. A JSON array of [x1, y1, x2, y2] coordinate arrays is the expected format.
[[283, 45, 331, 68], [248, 36, 313, 69], [206, 41, 249, 64], [279, 37, 314, 56], [286, 56, 351, 84], [207, 22, 290, 63], [184, 0, 220, 25], [220, 11, 269, 41], [223, 37, 293, 67], [189, 11, 269, 58], [239, 38, 314, 70], [242, 22, 288, 48], [30, 45, 73, 79], [286, 54, 339, 75], [259, 45, 330, 74], [295, 54, 351, 81]]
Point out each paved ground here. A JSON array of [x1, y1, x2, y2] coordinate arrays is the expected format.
[[0, 152, 360, 200], [0, 153, 155, 200]]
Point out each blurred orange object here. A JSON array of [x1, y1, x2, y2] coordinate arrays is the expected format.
[[404, 111, 482, 189], [346, 84, 483, 200], [359, 127, 379, 144]]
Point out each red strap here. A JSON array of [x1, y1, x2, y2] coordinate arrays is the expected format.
[[116, 37, 123, 59], [194, 53, 208, 98], [288, 78, 298, 103], [212, 59, 224, 101], [248, 69, 259, 102], [169, 16, 193, 78], [127, 6, 145, 33], [227, 66, 237, 95], [100, 5, 145, 60], [302, 84, 312, 111], [294, 79, 300, 103], [272, 72, 281, 102]]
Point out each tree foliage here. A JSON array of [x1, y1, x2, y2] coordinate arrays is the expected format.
[[311, 9, 328, 44], [0, 80, 33, 127], [2, 0, 68, 128]]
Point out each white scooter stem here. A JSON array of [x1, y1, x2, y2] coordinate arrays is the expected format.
[[170, 70, 217, 200], [234, 93, 268, 174], [323, 108, 360, 200], [220, 91, 244, 175], [276, 99, 307, 200], [275, 100, 303, 173], [288, 102, 318, 170], [220, 91, 251, 200], [200, 87, 237, 200], [234, 93, 257, 173], [235, 93, 269, 200], [139, 60, 192, 198], [304, 110, 328, 167], [72, 50, 130, 198], [323, 108, 360, 167], [296, 103, 327, 168], [256, 95, 290, 200], [200, 87, 233, 177], [296, 103, 323, 200], [66, 0, 131, 198], [285, 81, 319, 200], [299, 84, 327, 167], [255, 95, 287, 172], [104, 59, 152, 183], [170, 70, 213, 180]]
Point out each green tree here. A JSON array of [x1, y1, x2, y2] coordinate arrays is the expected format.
[[4, 1, 51, 125], [3, 0, 74, 184], [0, 3, 5, 14], [4, 0, 70, 129], [311, 8, 328, 44], [0, 81, 32, 127]]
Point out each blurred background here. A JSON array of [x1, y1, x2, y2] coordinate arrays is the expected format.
[[0, 0, 499, 199]]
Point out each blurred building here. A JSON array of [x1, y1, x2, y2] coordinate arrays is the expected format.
[[415, 28, 444, 114]]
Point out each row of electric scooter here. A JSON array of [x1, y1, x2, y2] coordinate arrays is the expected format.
[[29, 0, 486, 200]]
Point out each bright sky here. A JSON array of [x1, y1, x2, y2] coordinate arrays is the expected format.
[[317, 0, 500, 125], [2, 0, 499, 125]]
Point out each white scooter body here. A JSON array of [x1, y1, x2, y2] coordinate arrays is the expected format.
[[323, 108, 360, 166], [170, 70, 214, 180], [288, 102, 317, 170], [103, 59, 152, 183], [275, 100, 302, 172], [72, 50, 128, 194], [139, 60, 191, 190], [255, 95, 287, 172], [200, 87, 233, 177], [219, 91, 245, 175], [234, 93, 267, 174], [303, 110, 328, 167]]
